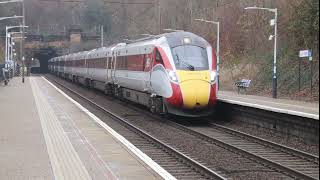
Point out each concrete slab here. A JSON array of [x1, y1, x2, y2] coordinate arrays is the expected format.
[[0, 77, 53, 180], [218, 91, 319, 120]]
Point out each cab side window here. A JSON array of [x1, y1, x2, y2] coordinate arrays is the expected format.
[[155, 51, 163, 63]]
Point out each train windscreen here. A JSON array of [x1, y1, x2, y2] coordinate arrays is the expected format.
[[172, 45, 209, 71]]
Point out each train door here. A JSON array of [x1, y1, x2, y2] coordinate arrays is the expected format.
[[111, 52, 117, 83], [85, 52, 90, 78], [144, 51, 154, 92], [85, 49, 96, 78], [149, 49, 163, 91], [149, 48, 172, 100], [105, 52, 109, 83]]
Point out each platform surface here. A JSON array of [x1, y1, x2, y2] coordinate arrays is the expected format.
[[0, 77, 169, 180], [218, 91, 319, 120]]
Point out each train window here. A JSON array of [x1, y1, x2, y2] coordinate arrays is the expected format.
[[155, 51, 163, 63], [172, 45, 209, 71]]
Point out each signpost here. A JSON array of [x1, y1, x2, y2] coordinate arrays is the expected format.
[[298, 50, 313, 95]]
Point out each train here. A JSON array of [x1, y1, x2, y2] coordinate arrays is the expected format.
[[49, 31, 217, 117]]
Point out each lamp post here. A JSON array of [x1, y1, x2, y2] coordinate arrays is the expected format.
[[195, 19, 220, 90], [8, 32, 22, 66], [5, 25, 28, 77], [4, 25, 25, 67], [245, 6, 278, 99]]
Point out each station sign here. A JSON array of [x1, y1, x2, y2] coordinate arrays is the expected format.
[[299, 50, 312, 58]]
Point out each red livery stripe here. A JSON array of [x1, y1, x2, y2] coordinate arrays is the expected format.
[[166, 83, 183, 108], [156, 46, 173, 70], [209, 85, 217, 106]]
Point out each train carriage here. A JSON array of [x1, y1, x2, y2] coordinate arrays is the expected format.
[[49, 31, 217, 117]]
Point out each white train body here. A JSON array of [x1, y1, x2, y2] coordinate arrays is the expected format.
[[49, 32, 218, 117]]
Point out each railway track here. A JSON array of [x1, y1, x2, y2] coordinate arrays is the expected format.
[[45, 75, 226, 180], [169, 121, 319, 180]]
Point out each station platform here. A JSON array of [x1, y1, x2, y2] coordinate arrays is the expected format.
[[0, 76, 174, 180], [218, 91, 319, 120]]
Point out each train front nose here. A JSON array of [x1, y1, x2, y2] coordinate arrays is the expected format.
[[177, 71, 211, 110], [180, 80, 210, 109]]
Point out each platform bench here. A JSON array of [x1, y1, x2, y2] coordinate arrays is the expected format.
[[235, 79, 252, 94]]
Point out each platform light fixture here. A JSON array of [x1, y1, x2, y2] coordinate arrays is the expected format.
[[0, 0, 23, 4], [6, 26, 28, 69], [1, 0, 26, 79], [0, 15, 23, 21]]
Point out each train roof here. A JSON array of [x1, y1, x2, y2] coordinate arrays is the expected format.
[[50, 31, 210, 60], [163, 31, 210, 48]]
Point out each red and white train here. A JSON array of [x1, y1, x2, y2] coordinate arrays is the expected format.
[[49, 31, 217, 117]]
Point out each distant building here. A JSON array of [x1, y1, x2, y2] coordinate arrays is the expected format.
[[68, 27, 82, 43]]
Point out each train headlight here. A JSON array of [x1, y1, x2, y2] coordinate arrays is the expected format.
[[210, 71, 217, 84], [167, 70, 179, 83]]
